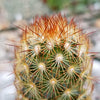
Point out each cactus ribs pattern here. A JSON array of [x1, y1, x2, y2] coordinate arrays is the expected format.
[[14, 14, 93, 100]]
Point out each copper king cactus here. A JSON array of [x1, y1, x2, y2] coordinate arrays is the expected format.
[[14, 14, 93, 100]]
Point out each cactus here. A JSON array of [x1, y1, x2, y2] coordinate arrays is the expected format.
[[15, 14, 93, 100]]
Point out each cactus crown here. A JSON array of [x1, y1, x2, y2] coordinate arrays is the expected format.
[[15, 14, 93, 100]]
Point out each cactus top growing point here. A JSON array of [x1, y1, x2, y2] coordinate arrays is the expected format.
[[15, 14, 93, 100]]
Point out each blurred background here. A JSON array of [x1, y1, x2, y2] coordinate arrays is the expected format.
[[0, 0, 100, 100]]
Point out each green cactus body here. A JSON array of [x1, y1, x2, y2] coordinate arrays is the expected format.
[[15, 14, 93, 100]]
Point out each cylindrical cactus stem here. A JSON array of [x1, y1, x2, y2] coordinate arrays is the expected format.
[[14, 14, 93, 100]]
